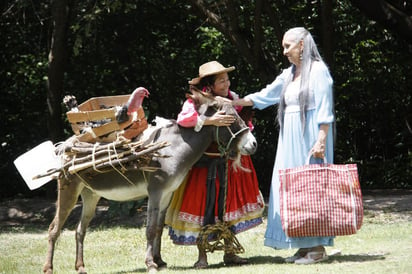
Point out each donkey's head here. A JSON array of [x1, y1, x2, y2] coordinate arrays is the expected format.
[[187, 87, 257, 165]]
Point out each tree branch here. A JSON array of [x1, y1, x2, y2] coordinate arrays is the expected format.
[[350, 0, 412, 42], [188, 0, 274, 81]]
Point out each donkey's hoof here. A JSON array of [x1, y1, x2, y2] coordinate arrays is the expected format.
[[154, 259, 167, 269], [77, 266, 87, 274], [147, 265, 158, 273], [43, 264, 53, 274]]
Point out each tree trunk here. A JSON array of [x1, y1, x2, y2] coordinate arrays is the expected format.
[[188, 0, 276, 82], [320, 0, 334, 70], [45, 0, 70, 198], [47, 0, 69, 142]]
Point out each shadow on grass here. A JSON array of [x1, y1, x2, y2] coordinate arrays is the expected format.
[[100, 267, 148, 274], [326, 253, 386, 263], [243, 253, 385, 265], [0, 225, 49, 234], [103, 253, 387, 273], [0, 198, 149, 233], [99, 257, 282, 273]]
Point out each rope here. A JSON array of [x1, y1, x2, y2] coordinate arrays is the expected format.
[[196, 221, 245, 254], [67, 139, 93, 189], [92, 142, 104, 173], [197, 157, 245, 254], [52, 135, 159, 189], [110, 141, 127, 171], [73, 170, 93, 189], [216, 126, 249, 157], [107, 142, 135, 185]]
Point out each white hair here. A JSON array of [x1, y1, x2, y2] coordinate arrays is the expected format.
[[277, 27, 325, 133]]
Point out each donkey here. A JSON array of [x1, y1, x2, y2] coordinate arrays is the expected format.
[[43, 88, 257, 274]]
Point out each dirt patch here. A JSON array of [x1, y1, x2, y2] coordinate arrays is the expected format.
[[0, 197, 148, 230], [0, 189, 410, 230], [362, 189, 412, 212], [362, 189, 412, 223]]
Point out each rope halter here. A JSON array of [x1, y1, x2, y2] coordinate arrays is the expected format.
[[215, 121, 249, 157]]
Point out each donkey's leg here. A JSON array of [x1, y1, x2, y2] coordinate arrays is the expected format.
[[43, 179, 83, 274], [152, 192, 173, 268], [145, 194, 160, 272], [75, 188, 101, 274]]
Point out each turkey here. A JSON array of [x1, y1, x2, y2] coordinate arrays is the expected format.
[[116, 87, 150, 123]]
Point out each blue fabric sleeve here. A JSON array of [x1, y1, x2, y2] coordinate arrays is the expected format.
[[245, 68, 291, 110], [312, 62, 334, 125]]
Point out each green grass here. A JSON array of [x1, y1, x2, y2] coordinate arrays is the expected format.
[[1, 212, 411, 274]]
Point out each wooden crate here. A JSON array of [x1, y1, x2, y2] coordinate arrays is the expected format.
[[66, 94, 133, 140], [66, 94, 130, 124]]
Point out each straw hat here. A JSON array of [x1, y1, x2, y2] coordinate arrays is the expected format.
[[189, 61, 235, 85]]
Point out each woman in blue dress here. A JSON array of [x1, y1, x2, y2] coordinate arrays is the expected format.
[[233, 27, 335, 264]]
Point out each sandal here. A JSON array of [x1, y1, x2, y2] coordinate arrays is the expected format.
[[284, 254, 301, 263], [294, 251, 328, 265], [285, 248, 310, 263], [223, 254, 249, 265]]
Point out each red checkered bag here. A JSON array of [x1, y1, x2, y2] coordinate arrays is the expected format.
[[279, 159, 363, 237]]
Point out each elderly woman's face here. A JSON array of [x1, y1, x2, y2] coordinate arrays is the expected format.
[[211, 72, 230, 96], [282, 33, 303, 66]]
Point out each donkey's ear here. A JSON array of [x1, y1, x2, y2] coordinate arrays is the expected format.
[[190, 85, 201, 93], [190, 86, 208, 105], [190, 85, 214, 100], [189, 85, 203, 98]]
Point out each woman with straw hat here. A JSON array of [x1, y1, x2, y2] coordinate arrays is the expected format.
[[165, 61, 264, 268]]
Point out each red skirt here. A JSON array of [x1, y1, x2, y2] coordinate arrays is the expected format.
[[165, 155, 264, 245]]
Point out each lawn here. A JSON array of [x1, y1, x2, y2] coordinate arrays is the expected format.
[[0, 194, 411, 274]]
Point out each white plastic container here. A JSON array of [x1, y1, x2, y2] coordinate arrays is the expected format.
[[14, 141, 61, 190]]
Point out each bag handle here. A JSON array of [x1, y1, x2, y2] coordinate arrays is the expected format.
[[305, 153, 327, 165]]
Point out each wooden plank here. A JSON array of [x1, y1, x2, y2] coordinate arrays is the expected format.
[[91, 120, 121, 137], [66, 108, 116, 123], [77, 132, 96, 143], [94, 94, 130, 107], [70, 123, 81, 135], [77, 94, 130, 111]]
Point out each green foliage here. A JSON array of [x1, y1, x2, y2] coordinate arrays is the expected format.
[[332, 3, 411, 188], [197, 27, 226, 58], [0, 1, 51, 197]]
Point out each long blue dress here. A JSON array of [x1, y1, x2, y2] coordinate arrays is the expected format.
[[246, 61, 335, 249]]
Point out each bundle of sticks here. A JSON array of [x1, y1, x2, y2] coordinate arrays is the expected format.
[[33, 136, 169, 180]]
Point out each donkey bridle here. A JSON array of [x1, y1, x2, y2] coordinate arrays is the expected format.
[[215, 125, 249, 157]]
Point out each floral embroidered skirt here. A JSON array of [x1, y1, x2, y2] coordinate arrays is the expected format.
[[165, 155, 265, 245]]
